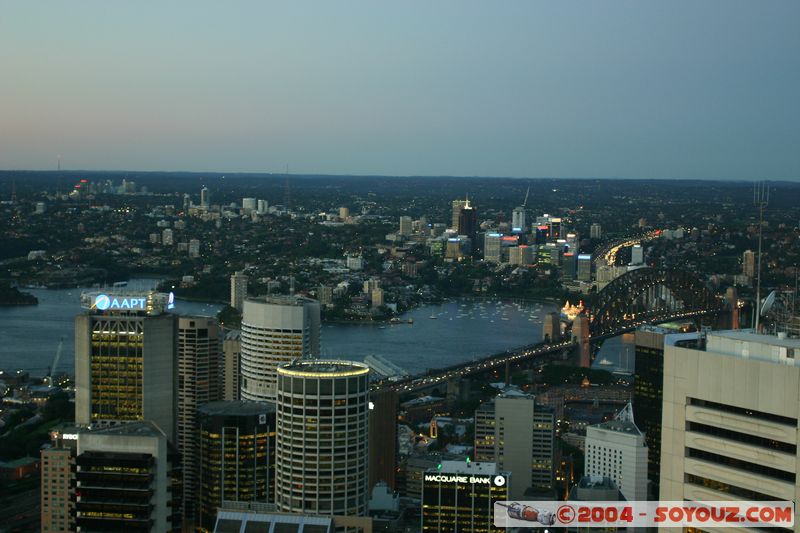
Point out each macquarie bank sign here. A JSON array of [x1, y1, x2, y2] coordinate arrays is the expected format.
[[425, 473, 507, 487]]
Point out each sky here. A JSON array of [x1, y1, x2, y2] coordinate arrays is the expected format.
[[1, 1, 798, 180]]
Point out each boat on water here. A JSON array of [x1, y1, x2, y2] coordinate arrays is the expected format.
[[597, 357, 614, 366], [429, 315, 438, 319]]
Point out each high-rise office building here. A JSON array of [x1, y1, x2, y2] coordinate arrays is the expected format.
[[483, 233, 503, 263], [451, 199, 467, 230], [458, 200, 478, 243], [230, 271, 249, 313], [41, 432, 77, 533], [508, 244, 534, 266], [660, 330, 800, 506], [222, 330, 241, 401], [474, 388, 554, 498], [339, 206, 349, 220], [399, 216, 413, 236], [421, 461, 509, 533], [633, 325, 668, 490], [561, 252, 577, 280], [240, 295, 320, 402], [585, 403, 648, 502], [590, 223, 602, 239], [275, 360, 370, 516], [511, 206, 526, 233], [242, 197, 257, 212], [258, 199, 269, 214], [631, 244, 644, 265], [548, 217, 562, 240], [369, 389, 398, 491], [200, 186, 210, 208], [177, 316, 221, 523], [65, 421, 181, 532], [197, 401, 277, 533], [742, 249, 756, 278], [576, 254, 592, 282], [75, 291, 177, 442]]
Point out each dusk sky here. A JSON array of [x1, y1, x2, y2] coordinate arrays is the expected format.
[[1, 1, 798, 180]]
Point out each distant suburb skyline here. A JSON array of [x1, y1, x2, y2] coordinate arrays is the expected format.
[[1, 1, 798, 180]]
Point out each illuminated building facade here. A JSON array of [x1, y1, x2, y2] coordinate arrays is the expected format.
[[275, 360, 370, 516], [421, 461, 509, 533], [240, 295, 321, 402], [75, 291, 177, 442], [177, 316, 221, 524], [197, 401, 276, 533]]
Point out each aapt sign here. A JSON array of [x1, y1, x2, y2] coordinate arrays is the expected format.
[[95, 293, 147, 311]]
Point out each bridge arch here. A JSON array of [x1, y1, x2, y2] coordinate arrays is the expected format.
[[589, 267, 724, 337]]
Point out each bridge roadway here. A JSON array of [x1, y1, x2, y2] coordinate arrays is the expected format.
[[373, 307, 720, 395], [373, 339, 573, 394]]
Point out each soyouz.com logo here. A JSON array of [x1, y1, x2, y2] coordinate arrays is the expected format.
[[494, 501, 794, 528]]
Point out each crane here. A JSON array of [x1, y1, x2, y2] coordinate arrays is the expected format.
[[522, 185, 530, 207], [47, 337, 64, 388]]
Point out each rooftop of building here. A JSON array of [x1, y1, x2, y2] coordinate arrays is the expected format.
[[436, 460, 498, 475], [576, 475, 619, 490], [591, 403, 643, 437], [85, 420, 166, 439], [668, 329, 800, 363], [246, 294, 318, 306], [277, 359, 370, 378], [199, 400, 276, 417]]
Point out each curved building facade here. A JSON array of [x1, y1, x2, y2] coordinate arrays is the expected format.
[[240, 295, 320, 402], [275, 360, 370, 516]]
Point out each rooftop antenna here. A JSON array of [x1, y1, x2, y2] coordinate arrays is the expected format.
[[522, 185, 530, 207], [754, 182, 769, 332]]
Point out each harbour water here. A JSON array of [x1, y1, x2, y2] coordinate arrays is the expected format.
[[0, 283, 632, 377]]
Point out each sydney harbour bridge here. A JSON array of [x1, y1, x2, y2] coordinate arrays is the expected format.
[[378, 267, 728, 394]]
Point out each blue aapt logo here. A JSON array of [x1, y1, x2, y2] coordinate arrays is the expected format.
[[94, 294, 147, 311]]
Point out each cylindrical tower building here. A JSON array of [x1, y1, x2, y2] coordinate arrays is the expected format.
[[240, 295, 320, 402], [275, 360, 370, 516]]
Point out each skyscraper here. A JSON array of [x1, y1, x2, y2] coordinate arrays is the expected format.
[[67, 421, 181, 532], [631, 243, 644, 265], [511, 206, 526, 233], [458, 199, 478, 244], [275, 360, 370, 516], [41, 432, 76, 533], [474, 387, 555, 498], [177, 316, 222, 524], [483, 233, 503, 263], [240, 295, 320, 402], [399, 215, 413, 236], [632, 325, 674, 489], [75, 290, 177, 442], [369, 388, 398, 491], [222, 329, 241, 401], [660, 330, 800, 505], [742, 249, 756, 277], [576, 254, 592, 282], [197, 401, 276, 532], [422, 461, 509, 533], [200, 186, 210, 208], [590, 223, 602, 239], [585, 403, 648, 501], [230, 271, 249, 313], [451, 199, 467, 230]]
